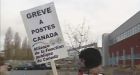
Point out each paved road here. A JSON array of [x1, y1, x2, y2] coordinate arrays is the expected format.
[[7, 70, 140, 75], [113, 71, 133, 75], [7, 70, 77, 75], [113, 70, 140, 75]]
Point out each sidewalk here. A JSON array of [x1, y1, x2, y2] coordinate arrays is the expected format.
[[103, 66, 140, 75], [0, 65, 8, 75]]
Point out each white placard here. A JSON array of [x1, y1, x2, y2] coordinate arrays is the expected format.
[[21, 2, 68, 64]]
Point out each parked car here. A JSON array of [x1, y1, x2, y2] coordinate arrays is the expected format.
[[31, 63, 51, 70], [14, 64, 33, 70], [13, 63, 51, 70]]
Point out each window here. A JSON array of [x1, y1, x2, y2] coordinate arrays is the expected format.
[[114, 23, 140, 43]]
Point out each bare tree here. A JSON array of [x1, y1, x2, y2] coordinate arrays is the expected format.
[[27, 39, 33, 60], [64, 21, 95, 70], [65, 21, 93, 53], [4, 27, 13, 60], [22, 37, 28, 50], [14, 32, 21, 49], [13, 32, 21, 60], [21, 37, 33, 60], [20, 37, 28, 60]]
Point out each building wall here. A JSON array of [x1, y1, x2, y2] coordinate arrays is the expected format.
[[102, 11, 140, 66], [102, 33, 110, 66], [0, 52, 4, 57], [109, 32, 140, 65], [110, 11, 140, 44]]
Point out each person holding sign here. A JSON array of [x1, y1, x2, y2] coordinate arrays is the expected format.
[[78, 48, 104, 75]]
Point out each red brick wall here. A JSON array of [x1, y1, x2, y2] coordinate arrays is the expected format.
[[109, 32, 140, 65]]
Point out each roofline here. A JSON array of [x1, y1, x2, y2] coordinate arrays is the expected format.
[[110, 11, 140, 35]]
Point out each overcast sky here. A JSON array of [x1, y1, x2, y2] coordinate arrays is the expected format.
[[1, 0, 140, 50]]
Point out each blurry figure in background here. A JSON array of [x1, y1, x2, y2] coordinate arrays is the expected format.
[[0, 57, 8, 75], [78, 48, 103, 75]]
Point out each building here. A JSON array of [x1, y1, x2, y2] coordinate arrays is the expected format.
[[0, 50, 5, 57], [102, 33, 110, 66], [102, 11, 140, 66], [68, 43, 98, 58]]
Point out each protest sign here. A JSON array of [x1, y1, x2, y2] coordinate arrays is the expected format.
[[21, 2, 68, 64]]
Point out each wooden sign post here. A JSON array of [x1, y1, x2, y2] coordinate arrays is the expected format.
[[51, 60, 58, 75]]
